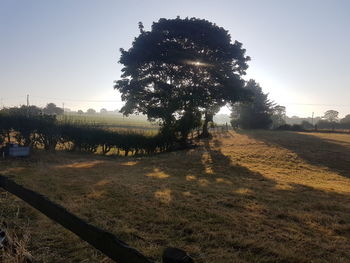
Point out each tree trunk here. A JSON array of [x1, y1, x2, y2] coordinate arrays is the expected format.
[[180, 131, 189, 147], [201, 111, 210, 138]]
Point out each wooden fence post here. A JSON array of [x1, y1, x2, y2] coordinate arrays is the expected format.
[[162, 247, 194, 263]]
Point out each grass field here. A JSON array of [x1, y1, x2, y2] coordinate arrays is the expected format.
[[1, 130, 350, 262]]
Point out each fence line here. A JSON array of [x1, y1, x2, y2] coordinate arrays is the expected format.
[[0, 175, 154, 263]]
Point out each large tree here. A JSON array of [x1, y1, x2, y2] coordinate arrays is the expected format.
[[114, 17, 250, 140]]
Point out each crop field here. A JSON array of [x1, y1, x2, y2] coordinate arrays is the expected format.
[[1, 130, 350, 263]]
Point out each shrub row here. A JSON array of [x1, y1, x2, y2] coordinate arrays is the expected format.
[[0, 113, 171, 156]]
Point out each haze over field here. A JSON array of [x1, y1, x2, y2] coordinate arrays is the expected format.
[[1, 0, 350, 117]]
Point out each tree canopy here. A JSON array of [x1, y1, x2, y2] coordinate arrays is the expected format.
[[43, 103, 64, 115], [115, 17, 251, 140], [86, 108, 96, 114], [271, 105, 286, 128], [323, 110, 339, 122], [100, 108, 108, 114], [231, 79, 273, 129]]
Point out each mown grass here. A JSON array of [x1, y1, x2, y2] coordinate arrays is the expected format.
[[1, 130, 350, 262]]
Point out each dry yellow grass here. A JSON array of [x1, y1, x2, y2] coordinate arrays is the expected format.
[[1, 130, 350, 263]]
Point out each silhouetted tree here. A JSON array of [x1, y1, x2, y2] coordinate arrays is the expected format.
[[323, 110, 339, 122], [114, 17, 251, 141], [231, 80, 273, 129], [43, 103, 64, 115], [86, 108, 96, 114], [100, 108, 108, 114], [321, 110, 339, 130], [77, 110, 84, 114], [201, 104, 221, 137]]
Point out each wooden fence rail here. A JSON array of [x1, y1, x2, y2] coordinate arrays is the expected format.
[[0, 175, 194, 263]]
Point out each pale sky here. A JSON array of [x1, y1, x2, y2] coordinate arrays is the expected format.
[[1, 0, 349, 117]]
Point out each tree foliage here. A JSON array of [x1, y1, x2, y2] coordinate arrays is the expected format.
[[114, 17, 251, 141], [86, 108, 96, 114], [100, 108, 108, 114], [43, 103, 64, 115], [323, 110, 339, 122], [231, 80, 273, 129], [271, 105, 286, 128]]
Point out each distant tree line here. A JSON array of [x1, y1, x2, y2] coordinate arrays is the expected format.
[[0, 103, 64, 116], [282, 110, 350, 131], [315, 111, 350, 130], [230, 81, 350, 131]]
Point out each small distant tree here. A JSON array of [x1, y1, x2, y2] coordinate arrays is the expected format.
[[323, 110, 339, 122], [100, 108, 108, 114], [86, 108, 96, 114], [43, 103, 64, 115], [322, 110, 339, 130], [77, 110, 84, 114], [271, 105, 286, 128], [231, 80, 273, 129]]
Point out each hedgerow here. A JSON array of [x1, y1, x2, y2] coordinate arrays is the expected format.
[[0, 113, 174, 156]]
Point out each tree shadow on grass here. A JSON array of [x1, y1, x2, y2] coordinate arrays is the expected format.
[[6, 139, 350, 263], [240, 130, 350, 178], [193, 140, 350, 262], [105, 139, 350, 262]]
